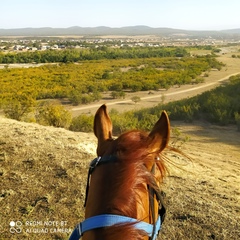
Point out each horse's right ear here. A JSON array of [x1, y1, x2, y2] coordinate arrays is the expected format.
[[94, 104, 113, 143], [148, 111, 170, 153]]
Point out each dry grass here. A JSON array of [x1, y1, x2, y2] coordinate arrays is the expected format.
[[161, 122, 240, 240], [0, 118, 94, 239], [0, 117, 239, 239]]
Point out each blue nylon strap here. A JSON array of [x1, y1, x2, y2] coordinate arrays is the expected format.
[[69, 214, 161, 240], [69, 226, 81, 240], [82, 214, 153, 235], [153, 215, 161, 240]]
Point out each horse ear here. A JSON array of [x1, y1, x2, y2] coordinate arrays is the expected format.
[[94, 104, 113, 142], [148, 111, 170, 152]]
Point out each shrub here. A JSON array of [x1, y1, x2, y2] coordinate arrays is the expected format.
[[3, 93, 36, 121], [68, 91, 83, 105], [111, 91, 126, 99], [110, 110, 138, 134], [131, 96, 141, 104], [36, 102, 72, 128], [234, 112, 240, 131], [136, 113, 158, 131], [70, 115, 93, 132]]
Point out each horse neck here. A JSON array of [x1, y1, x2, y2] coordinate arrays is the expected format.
[[84, 159, 151, 240], [84, 131, 163, 240], [85, 159, 144, 217]]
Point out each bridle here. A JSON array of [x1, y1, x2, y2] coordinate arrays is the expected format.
[[69, 155, 166, 240], [69, 156, 166, 240]]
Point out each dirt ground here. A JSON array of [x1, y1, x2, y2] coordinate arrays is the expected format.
[[0, 116, 239, 240], [161, 121, 240, 240]]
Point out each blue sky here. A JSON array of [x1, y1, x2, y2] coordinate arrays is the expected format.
[[1, 0, 239, 30]]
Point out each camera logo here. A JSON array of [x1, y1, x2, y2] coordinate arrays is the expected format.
[[10, 221, 22, 234]]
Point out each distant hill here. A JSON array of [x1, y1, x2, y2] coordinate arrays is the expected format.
[[221, 28, 240, 34], [0, 25, 240, 38]]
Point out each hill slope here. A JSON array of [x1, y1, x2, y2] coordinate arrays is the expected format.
[[0, 26, 240, 38], [0, 117, 239, 239], [0, 117, 96, 239]]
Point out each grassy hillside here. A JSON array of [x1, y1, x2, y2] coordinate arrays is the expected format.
[[0, 118, 94, 239], [0, 116, 239, 239]]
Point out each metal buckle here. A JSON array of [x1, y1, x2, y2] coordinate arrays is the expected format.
[[93, 156, 101, 167], [89, 156, 102, 172], [77, 223, 82, 237]]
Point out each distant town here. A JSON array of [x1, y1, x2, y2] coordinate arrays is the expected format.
[[0, 26, 240, 52], [1, 35, 240, 53]]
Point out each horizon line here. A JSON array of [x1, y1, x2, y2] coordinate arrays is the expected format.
[[0, 25, 239, 32]]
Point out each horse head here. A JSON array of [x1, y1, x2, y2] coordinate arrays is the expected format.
[[70, 104, 170, 240]]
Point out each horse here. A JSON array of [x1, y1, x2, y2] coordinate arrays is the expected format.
[[69, 104, 170, 240]]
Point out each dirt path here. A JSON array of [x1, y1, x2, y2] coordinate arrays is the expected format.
[[72, 71, 240, 113], [0, 63, 57, 69]]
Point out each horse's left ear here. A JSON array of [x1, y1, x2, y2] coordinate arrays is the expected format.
[[148, 111, 170, 152], [94, 104, 113, 154]]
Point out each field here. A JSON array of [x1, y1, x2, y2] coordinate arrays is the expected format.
[[70, 49, 240, 116], [0, 115, 239, 240]]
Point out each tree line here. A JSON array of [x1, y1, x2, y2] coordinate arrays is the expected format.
[[0, 47, 190, 64]]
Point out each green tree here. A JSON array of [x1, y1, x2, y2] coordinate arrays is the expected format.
[[69, 91, 83, 105], [132, 83, 143, 92], [110, 110, 138, 134], [234, 112, 240, 131], [131, 96, 141, 104], [92, 91, 102, 102], [3, 93, 36, 121], [109, 82, 123, 91], [111, 91, 125, 99], [111, 91, 118, 99]]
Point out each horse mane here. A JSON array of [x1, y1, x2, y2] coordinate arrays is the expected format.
[[100, 130, 167, 238]]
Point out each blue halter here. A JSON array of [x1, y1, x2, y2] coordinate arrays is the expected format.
[[69, 156, 165, 240], [69, 214, 161, 240]]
